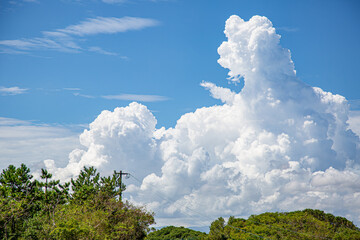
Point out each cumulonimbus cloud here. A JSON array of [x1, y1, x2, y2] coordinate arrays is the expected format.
[[44, 15, 360, 227]]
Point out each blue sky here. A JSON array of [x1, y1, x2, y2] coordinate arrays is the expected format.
[[1, 0, 360, 229], [1, 0, 359, 128]]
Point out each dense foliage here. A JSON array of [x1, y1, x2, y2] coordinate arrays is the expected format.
[[1, 164, 360, 239], [146, 226, 207, 240], [146, 210, 360, 240], [0, 164, 154, 239], [208, 209, 360, 239]]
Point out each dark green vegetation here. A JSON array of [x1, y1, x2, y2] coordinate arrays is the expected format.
[[146, 226, 207, 240], [148, 209, 360, 240], [1, 164, 360, 239], [146, 211, 360, 240], [206, 209, 360, 239], [0, 164, 154, 239]]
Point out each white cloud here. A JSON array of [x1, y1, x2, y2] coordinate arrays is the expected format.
[[0, 16, 159, 54], [63, 88, 82, 91], [102, 94, 168, 102], [43, 103, 161, 181], [0, 36, 81, 53], [57, 16, 158, 36], [0, 117, 81, 172], [277, 26, 299, 32], [70, 92, 167, 101], [348, 110, 360, 137], [8, 0, 39, 5], [200, 81, 236, 104], [88, 46, 117, 56], [0, 86, 28, 95], [102, 0, 127, 4], [42, 15, 360, 227], [73, 92, 95, 98]]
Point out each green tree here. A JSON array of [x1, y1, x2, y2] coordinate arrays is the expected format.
[[207, 210, 360, 240], [50, 167, 155, 239], [0, 164, 41, 239], [146, 226, 207, 240], [71, 166, 100, 203], [0, 164, 155, 239], [207, 217, 228, 240]]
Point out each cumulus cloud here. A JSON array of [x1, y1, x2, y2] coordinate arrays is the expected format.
[[44, 103, 161, 181], [44, 15, 360, 227], [0, 16, 159, 54], [348, 110, 360, 137]]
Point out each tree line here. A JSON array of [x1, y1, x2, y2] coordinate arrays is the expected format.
[[147, 210, 360, 239], [1, 164, 360, 239]]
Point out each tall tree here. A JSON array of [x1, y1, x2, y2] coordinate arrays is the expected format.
[[0, 164, 40, 239]]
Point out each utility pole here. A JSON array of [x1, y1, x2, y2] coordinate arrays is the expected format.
[[115, 170, 129, 201]]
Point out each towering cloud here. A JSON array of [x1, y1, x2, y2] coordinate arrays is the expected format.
[[46, 15, 360, 227]]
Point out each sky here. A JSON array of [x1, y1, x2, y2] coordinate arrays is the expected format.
[[1, 0, 360, 230]]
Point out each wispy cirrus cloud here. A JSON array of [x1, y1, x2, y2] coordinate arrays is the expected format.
[[9, 0, 39, 5], [63, 88, 82, 91], [73, 92, 96, 99], [52, 16, 158, 36], [88, 46, 117, 56], [277, 26, 299, 32], [69, 90, 168, 102], [102, 94, 168, 102], [0, 16, 159, 55], [0, 86, 28, 95], [102, 0, 127, 3]]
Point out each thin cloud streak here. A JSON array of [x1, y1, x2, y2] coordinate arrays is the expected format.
[[277, 26, 299, 32], [0, 16, 159, 54], [0, 117, 81, 171], [102, 0, 127, 3], [0, 86, 28, 95], [88, 46, 117, 56], [73, 93, 95, 99], [57, 17, 159, 36], [102, 94, 168, 102], [63, 88, 82, 91]]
